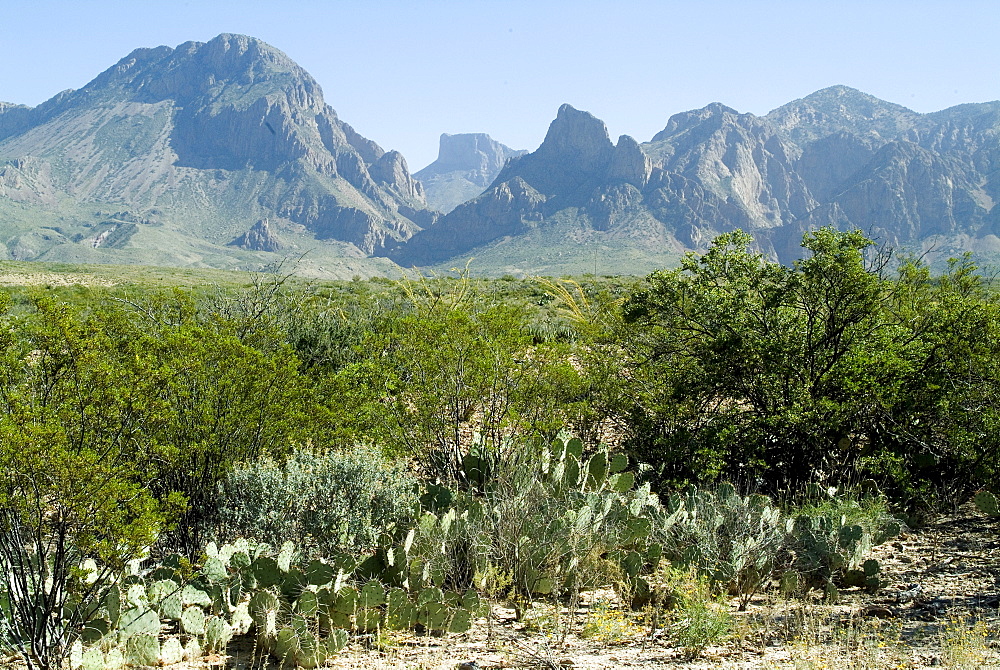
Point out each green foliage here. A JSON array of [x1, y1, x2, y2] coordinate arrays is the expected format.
[[66, 537, 487, 667], [407, 435, 661, 602], [215, 445, 419, 557], [656, 484, 785, 610], [620, 228, 1000, 510], [782, 488, 900, 593], [357, 272, 599, 478], [0, 294, 176, 670]]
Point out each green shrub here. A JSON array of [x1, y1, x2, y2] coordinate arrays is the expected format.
[[215, 446, 418, 557], [656, 483, 785, 609]]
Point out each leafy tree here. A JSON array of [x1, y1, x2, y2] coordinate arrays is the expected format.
[[354, 273, 597, 485], [106, 289, 312, 555], [620, 228, 1000, 510], [0, 294, 178, 669]]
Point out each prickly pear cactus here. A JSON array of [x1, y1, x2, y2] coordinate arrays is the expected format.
[[974, 490, 1000, 517]]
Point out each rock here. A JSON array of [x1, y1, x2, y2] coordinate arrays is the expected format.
[[646, 102, 816, 229], [230, 218, 284, 252], [859, 604, 894, 618], [0, 102, 34, 142], [608, 135, 651, 188], [828, 140, 987, 242], [536, 104, 615, 171], [796, 131, 879, 202], [414, 133, 526, 213], [397, 89, 1000, 270], [370, 150, 424, 200]]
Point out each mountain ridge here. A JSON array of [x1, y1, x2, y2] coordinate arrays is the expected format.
[[391, 86, 1000, 273], [0, 33, 430, 277], [2, 37, 999, 277]]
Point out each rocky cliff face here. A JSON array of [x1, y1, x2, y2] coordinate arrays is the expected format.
[[0, 34, 431, 267], [230, 218, 283, 252], [391, 105, 655, 266], [396, 87, 1000, 271], [646, 103, 816, 231], [414, 133, 526, 213]]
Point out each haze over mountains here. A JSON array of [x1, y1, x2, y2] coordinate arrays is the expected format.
[[415, 134, 526, 214], [1, 34, 998, 277]]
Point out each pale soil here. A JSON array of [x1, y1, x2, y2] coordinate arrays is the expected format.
[[0, 272, 117, 287]]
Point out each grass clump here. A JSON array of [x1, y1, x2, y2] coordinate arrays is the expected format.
[[656, 566, 733, 659]]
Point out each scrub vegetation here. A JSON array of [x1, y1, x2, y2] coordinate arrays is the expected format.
[[1, 227, 998, 669]]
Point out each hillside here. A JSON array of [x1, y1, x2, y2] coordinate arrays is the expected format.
[[390, 87, 1000, 273], [0, 34, 429, 278]]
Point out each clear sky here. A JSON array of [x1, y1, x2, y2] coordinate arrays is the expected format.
[[1, 0, 998, 171]]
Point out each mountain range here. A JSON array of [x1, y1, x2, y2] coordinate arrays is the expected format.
[[391, 90, 1000, 274], [2, 34, 999, 277]]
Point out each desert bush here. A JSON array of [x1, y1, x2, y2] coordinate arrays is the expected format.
[[620, 228, 1000, 511], [215, 446, 418, 557], [655, 483, 785, 610]]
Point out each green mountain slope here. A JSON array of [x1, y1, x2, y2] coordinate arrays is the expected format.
[[0, 34, 430, 277]]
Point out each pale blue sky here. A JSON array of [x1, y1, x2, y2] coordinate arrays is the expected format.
[[1, 1, 997, 170]]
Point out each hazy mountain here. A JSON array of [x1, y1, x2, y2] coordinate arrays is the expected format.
[[414, 133, 525, 213], [388, 105, 683, 275], [2, 39, 998, 278], [390, 87, 1000, 273], [0, 34, 433, 277]]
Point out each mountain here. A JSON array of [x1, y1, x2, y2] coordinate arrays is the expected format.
[[414, 133, 525, 213], [3, 44, 998, 278], [0, 34, 433, 277], [390, 87, 1000, 273]]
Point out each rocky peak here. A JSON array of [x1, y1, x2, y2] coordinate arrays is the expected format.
[[486, 104, 617, 203], [230, 218, 284, 252], [430, 133, 523, 176], [370, 150, 423, 200], [0, 33, 432, 262], [90, 34, 323, 111], [608, 135, 652, 187], [413, 133, 526, 214], [766, 85, 921, 147], [651, 102, 742, 143], [534, 104, 615, 173], [645, 102, 815, 228]]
